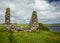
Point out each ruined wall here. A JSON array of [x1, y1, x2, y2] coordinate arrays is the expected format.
[[5, 8, 10, 25], [29, 11, 39, 30]]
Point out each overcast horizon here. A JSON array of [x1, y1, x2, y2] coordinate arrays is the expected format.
[[0, 0, 60, 24]]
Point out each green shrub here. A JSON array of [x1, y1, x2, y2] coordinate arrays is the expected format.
[[37, 23, 49, 31]]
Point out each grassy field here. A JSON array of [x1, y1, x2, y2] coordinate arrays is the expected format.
[[0, 24, 60, 43]]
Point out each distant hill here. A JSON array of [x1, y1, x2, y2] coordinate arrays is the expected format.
[[46, 23, 60, 26]]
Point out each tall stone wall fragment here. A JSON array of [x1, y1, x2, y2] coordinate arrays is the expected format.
[[5, 8, 10, 25], [29, 11, 39, 30]]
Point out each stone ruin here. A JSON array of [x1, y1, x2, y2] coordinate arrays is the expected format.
[[5, 8, 21, 32], [29, 11, 39, 31], [5, 8, 10, 25], [4, 8, 39, 32], [5, 8, 11, 30]]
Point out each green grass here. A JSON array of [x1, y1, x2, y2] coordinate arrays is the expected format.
[[0, 24, 60, 43], [11, 24, 28, 27], [0, 24, 6, 30]]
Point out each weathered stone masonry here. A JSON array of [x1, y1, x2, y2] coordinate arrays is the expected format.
[[29, 11, 39, 30], [5, 8, 10, 25]]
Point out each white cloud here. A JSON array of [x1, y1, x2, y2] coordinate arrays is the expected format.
[[35, 0, 50, 10], [0, 0, 60, 24], [35, 0, 60, 23], [7, 3, 16, 10]]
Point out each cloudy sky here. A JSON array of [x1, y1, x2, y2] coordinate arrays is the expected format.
[[0, 0, 60, 24]]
